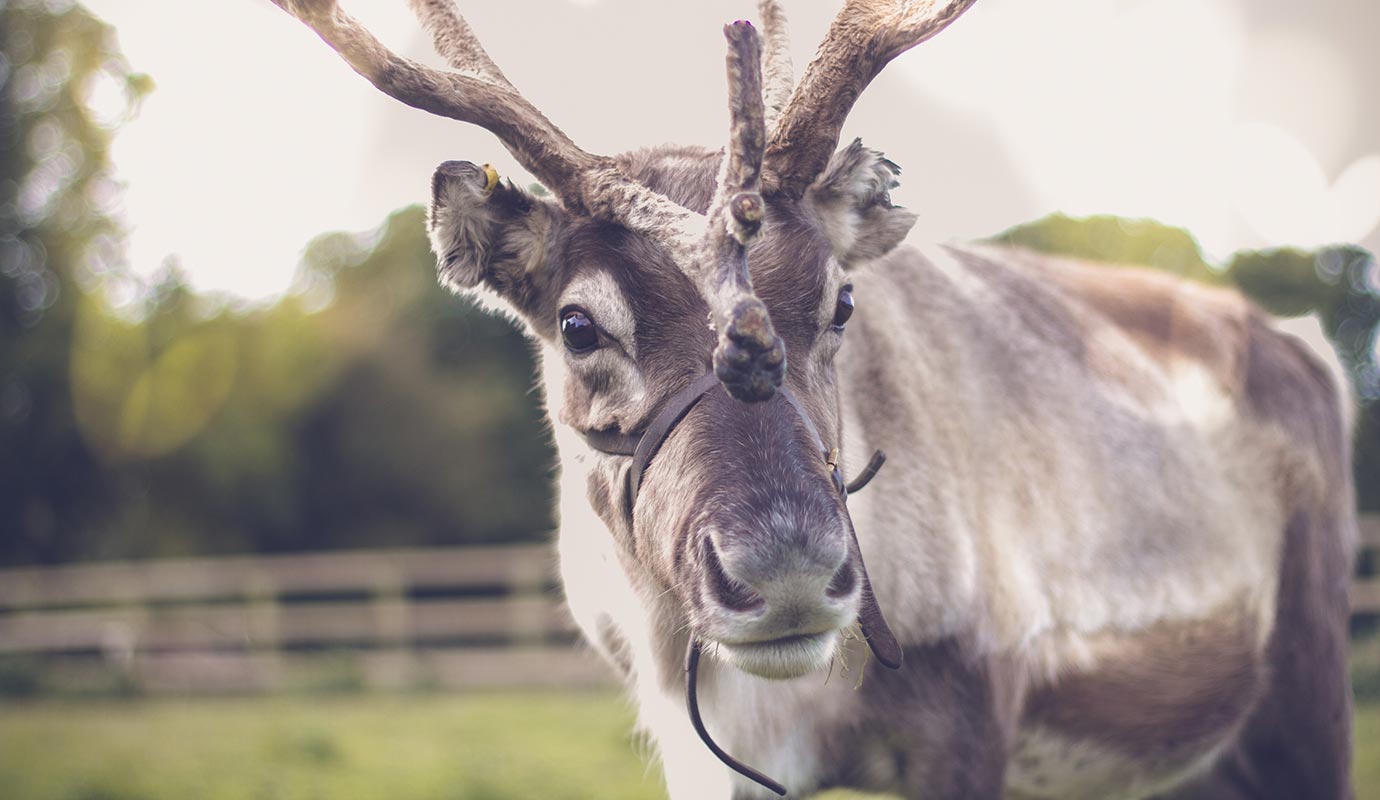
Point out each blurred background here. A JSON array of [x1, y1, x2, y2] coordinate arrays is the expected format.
[[0, 0, 1377, 798]]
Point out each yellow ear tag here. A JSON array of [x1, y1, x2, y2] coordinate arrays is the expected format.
[[481, 163, 500, 195]]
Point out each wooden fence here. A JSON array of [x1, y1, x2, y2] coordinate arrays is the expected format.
[[1356, 514, 1380, 613], [1, 515, 1378, 694], [0, 544, 609, 693]]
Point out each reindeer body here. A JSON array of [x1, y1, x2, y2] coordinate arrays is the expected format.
[[556, 198, 1355, 799], [271, 2, 1356, 796], [840, 244, 1354, 799]]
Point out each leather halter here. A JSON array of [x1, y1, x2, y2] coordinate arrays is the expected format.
[[581, 370, 900, 796], [582, 372, 888, 512]]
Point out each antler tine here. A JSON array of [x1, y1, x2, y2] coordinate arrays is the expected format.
[[277, 0, 785, 396], [272, 0, 601, 208], [407, 0, 510, 86], [710, 21, 767, 245], [272, 0, 695, 236], [756, 0, 794, 135], [701, 21, 784, 403], [763, 0, 975, 197]]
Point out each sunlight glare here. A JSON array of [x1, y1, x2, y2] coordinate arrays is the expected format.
[[903, 0, 1247, 257], [901, 0, 1378, 258], [83, 0, 419, 302], [77, 0, 1379, 301], [1229, 124, 1380, 249]]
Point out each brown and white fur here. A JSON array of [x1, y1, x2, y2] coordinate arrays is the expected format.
[[427, 145, 1357, 799]]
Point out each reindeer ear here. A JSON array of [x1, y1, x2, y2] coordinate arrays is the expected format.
[[804, 140, 918, 268], [427, 160, 561, 310]]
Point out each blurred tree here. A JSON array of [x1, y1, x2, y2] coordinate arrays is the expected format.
[[58, 204, 552, 560], [991, 213, 1222, 285], [289, 206, 552, 549], [0, 0, 150, 563], [0, 3, 550, 566]]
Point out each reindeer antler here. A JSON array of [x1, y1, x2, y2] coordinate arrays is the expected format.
[[271, 0, 696, 240], [274, 1, 788, 399], [407, 0, 510, 86], [756, 1, 794, 135], [763, 0, 975, 197], [700, 21, 784, 402]]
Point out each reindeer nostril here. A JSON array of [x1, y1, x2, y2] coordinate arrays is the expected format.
[[826, 559, 857, 599], [702, 537, 765, 613]]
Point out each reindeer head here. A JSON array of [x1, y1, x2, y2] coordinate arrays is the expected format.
[[273, 0, 972, 681]]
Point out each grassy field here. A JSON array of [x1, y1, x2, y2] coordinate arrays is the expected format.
[[0, 693, 1375, 800]]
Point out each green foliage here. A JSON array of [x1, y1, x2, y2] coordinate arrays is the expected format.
[[105, 206, 553, 558], [1229, 247, 1338, 317], [1, 0, 150, 564], [991, 212, 1221, 284], [0, 1, 550, 564], [2, 199, 552, 563], [283, 206, 553, 551], [0, 1, 549, 562]]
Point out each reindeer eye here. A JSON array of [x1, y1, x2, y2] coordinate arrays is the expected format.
[[831, 286, 854, 330], [559, 307, 600, 353]]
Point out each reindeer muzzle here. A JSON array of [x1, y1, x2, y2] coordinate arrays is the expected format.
[[581, 370, 897, 796]]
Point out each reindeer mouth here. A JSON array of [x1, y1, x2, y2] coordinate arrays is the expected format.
[[719, 630, 839, 679]]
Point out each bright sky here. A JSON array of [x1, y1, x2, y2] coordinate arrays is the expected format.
[[83, 0, 1379, 302]]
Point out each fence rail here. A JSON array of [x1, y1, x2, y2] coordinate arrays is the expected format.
[[0, 544, 605, 693], [2, 515, 1378, 694], [1352, 514, 1380, 612]]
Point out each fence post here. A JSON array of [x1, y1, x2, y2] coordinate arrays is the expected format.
[[371, 561, 412, 689], [101, 572, 143, 694], [508, 548, 548, 645], [246, 569, 280, 690]]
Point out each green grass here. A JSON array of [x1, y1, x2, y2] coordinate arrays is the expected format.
[[0, 693, 1375, 800], [1357, 700, 1380, 797], [0, 693, 658, 800]]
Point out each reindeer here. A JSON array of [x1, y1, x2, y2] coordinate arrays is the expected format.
[[269, 1, 1358, 797]]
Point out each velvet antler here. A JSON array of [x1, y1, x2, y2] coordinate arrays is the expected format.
[[763, 0, 976, 198]]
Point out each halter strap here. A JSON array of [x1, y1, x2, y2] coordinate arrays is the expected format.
[[627, 371, 723, 506], [582, 372, 888, 513]]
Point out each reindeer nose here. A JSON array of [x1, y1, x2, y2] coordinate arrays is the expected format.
[[701, 523, 857, 622]]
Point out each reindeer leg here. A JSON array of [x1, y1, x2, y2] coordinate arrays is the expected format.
[[1163, 509, 1355, 800], [831, 638, 1007, 799]]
